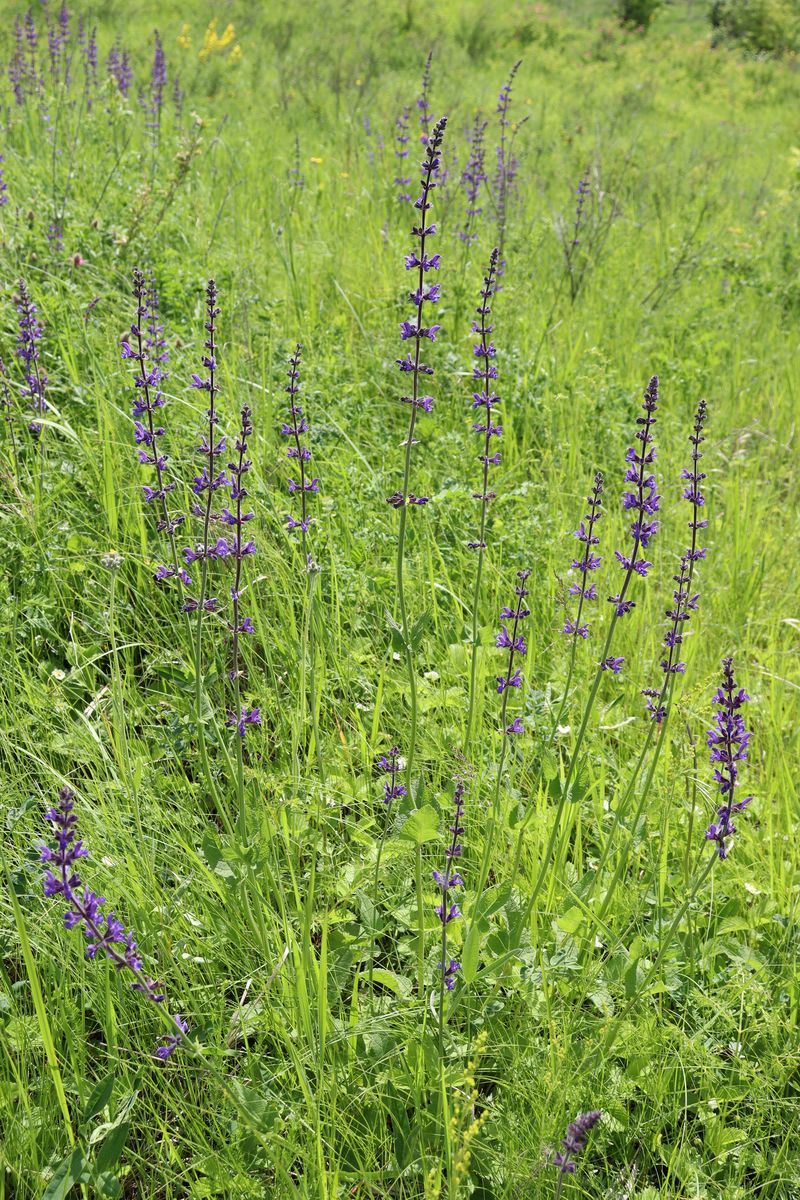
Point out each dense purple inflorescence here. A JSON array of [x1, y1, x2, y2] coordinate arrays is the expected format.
[[641, 399, 708, 722], [435, 779, 466, 990], [459, 116, 488, 244], [705, 658, 753, 860], [225, 403, 260, 739], [40, 786, 188, 1060], [15, 279, 48, 433], [388, 113, 447, 509], [554, 1110, 602, 1175]]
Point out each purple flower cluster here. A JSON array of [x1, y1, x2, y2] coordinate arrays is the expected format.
[[604, 374, 661, 671], [181, 278, 227, 613], [149, 30, 167, 132], [379, 745, 407, 804], [122, 271, 185, 583], [554, 1110, 602, 1175], [641, 400, 708, 721], [494, 59, 525, 283], [225, 404, 260, 737], [435, 780, 465, 990], [394, 107, 411, 203], [0, 155, 7, 207], [705, 658, 753, 860], [468, 247, 502, 549], [571, 169, 590, 248], [496, 569, 531, 734], [281, 344, 319, 535], [40, 786, 188, 1061], [107, 40, 133, 96], [562, 472, 604, 640], [459, 116, 488, 244], [388, 114, 447, 508], [15, 279, 48, 433]]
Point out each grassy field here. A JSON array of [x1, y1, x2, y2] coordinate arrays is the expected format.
[[0, 2, 799, 1197]]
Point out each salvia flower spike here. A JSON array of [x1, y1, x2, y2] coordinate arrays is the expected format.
[[379, 746, 407, 805], [16, 278, 48, 433], [435, 779, 466, 993], [496, 569, 531, 735], [389, 113, 447, 787], [553, 1110, 602, 1179], [641, 399, 708, 722], [562, 471, 604, 641], [225, 403, 260, 740], [281, 344, 319, 537], [459, 116, 488, 244], [464, 247, 501, 748], [604, 373, 662, 672], [122, 270, 188, 590], [705, 657, 753, 860], [394, 106, 412, 203], [40, 786, 188, 1060], [182, 279, 227, 616]]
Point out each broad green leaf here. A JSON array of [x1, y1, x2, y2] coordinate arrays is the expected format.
[[394, 805, 440, 846]]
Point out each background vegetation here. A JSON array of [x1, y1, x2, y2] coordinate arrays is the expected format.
[[0, 1, 798, 1197]]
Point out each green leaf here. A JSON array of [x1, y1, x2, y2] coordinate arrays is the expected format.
[[43, 1148, 86, 1200], [95, 1122, 130, 1173], [407, 612, 432, 652], [460, 922, 481, 984], [557, 906, 583, 935], [394, 805, 440, 846], [371, 969, 412, 998], [83, 1073, 115, 1123]]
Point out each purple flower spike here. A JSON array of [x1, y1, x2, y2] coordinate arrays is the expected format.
[[553, 1110, 602, 1176], [15, 279, 48, 433], [40, 787, 187, 1061], [496, 569, 531, 734], [704, 658, 753, 860], [562, 472, 603, 641], [379, 745, 407, 805], [394, 106, 412, 202], [282, 345, 318, 542], [468, 248, 501, 552], [641, 400, 708, 723], [435, 780, 466, 991], [607, 375, 660, 618], [227, 404, 256, 701], [387, 115, 447, 510], [459, 115, 488, 244], [125, 271, 186, 584]]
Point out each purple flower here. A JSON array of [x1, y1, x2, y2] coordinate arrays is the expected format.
[[704, 658, 753, 860], [562, 472, 603, 641], [467, 248, 501, 559], [0, 155, 7, 207], [607, 376, 660, 621], [641, 400, 709, 723], [388, 115, 447, 510], [125, 271, 185, 558], [227, 405, 256, 695], [282, 345, 319, 541], [416, 50, 433, 147], [40, 787, 187, 1060], [553, 1110, 602, 1175], [493, 60, 526, 286], [496, 569, 530, 732], [601, 657, 624, 675], [394, 106, 412, 202], [15, 279, 48, 432], [435, 780, 466, 989], [459, 115, 488, 243], [226, 707, 261, 738], [379, 745, 407, 805]]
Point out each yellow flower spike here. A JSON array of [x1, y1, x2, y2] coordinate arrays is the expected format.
[[218, 22, 235, 48], [177, 22, 191, 49]]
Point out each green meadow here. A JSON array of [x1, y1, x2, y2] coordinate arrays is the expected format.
[[0, 2, 798, 1196]]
